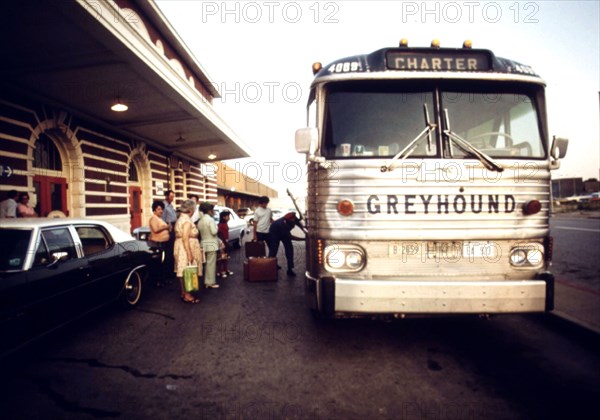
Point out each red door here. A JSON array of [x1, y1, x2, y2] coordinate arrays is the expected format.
[[33, 176, 68, 217], [129, 186, 142, 233]]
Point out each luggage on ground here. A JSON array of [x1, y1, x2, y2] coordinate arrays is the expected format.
[[243, 257, 278, 282], [245, 241, 267, 258]]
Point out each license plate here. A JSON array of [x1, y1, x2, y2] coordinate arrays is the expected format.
[[388, 241, 462, 259], [388, 242, 421, 257], [388, 241, 497, 259], [462, 241, 498, 259]]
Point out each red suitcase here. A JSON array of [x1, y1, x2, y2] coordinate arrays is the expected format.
[[245, 241, 267, 258], [243, 257, 278, 282]]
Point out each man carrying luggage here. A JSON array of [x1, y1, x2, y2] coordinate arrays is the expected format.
[[268, 212, 304, 276]]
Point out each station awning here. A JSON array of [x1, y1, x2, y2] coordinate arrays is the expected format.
[[0, 0, 251, 162]]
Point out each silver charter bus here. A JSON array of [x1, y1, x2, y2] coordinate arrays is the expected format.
[[295, 40, 568, 319]]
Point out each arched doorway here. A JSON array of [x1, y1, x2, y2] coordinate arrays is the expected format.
[[127, 147, 152, 234], [32, 132, 68, 217], [128, 161, 142, 233]]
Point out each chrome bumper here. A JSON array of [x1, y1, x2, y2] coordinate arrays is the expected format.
[[305, 273, 552, 315]]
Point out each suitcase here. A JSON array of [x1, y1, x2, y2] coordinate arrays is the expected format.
[[245, 241, 267, 258], [243, 257, 278, 282]]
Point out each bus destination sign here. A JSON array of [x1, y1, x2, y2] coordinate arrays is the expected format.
[[386, 50, 492, 71]]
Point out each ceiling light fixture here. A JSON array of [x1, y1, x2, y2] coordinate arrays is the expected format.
[[111, 97, 128, 112], [175, 133, 186, 143], [208, 153, 217, 160]]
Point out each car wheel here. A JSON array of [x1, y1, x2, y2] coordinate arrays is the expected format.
[[123, 270, 142, 307]]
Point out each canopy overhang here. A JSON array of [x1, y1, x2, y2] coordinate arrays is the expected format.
[[0, 0, 251, 162]]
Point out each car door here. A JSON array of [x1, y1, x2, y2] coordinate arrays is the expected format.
[[75, 225, 129, 302], [0, 228, 35, 355], [25, 226, 88, 341]]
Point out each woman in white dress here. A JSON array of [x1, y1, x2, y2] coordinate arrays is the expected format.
[[174, 200, 204, 303]]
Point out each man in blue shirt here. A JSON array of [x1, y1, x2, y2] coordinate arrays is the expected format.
[[161, 190, 177, 279]]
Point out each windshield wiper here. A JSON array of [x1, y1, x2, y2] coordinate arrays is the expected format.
[[381, 104, 436, 173], [442, 109, 504, 172]]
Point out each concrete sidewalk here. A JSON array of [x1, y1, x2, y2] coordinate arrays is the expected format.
[[550, 209, 600, 334], [553, 280, 600, 334]]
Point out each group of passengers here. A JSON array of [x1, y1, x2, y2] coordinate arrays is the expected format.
[[148, 190, 232, 304], [147, 190, 304, 305], [0, 190, 38, 218]]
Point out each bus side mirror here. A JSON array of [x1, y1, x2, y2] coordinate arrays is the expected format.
[[549, 136, 568, 170], [295, 127, 318, 155], [551, 136, 568, 160]]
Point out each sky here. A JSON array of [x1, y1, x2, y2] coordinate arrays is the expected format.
[[155, 0, 600, 199]]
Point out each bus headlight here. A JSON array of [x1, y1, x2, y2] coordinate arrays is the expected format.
[[326, 249, 346, 269], [510, 244, 544, 268], [324, 245, 366, 273], [526, 249, 543, 265], [510, 249, 527, 266], [346, 251, 363, 270]]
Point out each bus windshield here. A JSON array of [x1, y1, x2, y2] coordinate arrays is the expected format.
[[442, 91, 544, 159], [322, 81, 545, 160]]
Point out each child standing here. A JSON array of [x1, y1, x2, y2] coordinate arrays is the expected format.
[[217, 210, 234, 278]]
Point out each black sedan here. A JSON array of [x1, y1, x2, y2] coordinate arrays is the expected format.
[[0, 218, 159, 357]]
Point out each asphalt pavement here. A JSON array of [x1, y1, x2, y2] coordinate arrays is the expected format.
[[1, 217, 597, 419]]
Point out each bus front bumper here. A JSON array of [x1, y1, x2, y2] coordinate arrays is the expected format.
[[305, 273, 554, 315]]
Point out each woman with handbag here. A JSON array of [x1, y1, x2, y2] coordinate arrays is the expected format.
[[174, 200, 204, 303]]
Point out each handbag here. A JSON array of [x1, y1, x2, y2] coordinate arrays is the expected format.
[[183, 265, 199, 292]]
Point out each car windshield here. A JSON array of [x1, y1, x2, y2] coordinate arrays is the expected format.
[[0, 229, 32, 271], [322, 81, 545, 159]]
